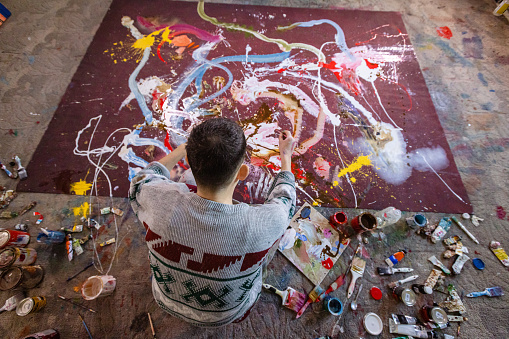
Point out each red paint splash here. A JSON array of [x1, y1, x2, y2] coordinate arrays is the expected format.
[[437, 26, 453, 39], [496, 206, 507, 220], [364, 59, 379, 69]]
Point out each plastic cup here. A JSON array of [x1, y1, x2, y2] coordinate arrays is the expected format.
[[81, 275, 116, 300]]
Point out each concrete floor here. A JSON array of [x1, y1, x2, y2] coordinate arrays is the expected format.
[[0, 0, 508, 338]]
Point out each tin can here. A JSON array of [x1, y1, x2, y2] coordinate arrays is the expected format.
[[0, 230, 30, 249], [350, 212, 378, 234], [0, 265, 44, 291], [421, 305, 448, 325], [22, 329, 60, 339], [0, 247, 37, 268], [329, 211, 347, 231], [393, 286, 416, 306], [16, 296, 46, 316], [0, 266, 23, 290]]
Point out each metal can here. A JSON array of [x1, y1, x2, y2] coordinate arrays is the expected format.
[[16, 296, 46, 316], [421, 305, 448, 325], [0, 266, 23, 290], [0, 265, 44, 290], [0, 247, 37, 268], [0, 230, 30, 249], [393, 286, 416, 306], [22, 329, 60, 339], [350, 212, 378, 234]]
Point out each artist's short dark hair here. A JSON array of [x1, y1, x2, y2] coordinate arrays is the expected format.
[[186, 118, 246, 190]]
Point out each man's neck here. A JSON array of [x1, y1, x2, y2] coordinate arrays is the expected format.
[[196, 182, 237, 205]]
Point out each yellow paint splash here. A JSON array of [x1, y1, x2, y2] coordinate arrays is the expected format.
[[70, 180, 92, 195], [350, 177, 357, 183], [337, 155, 371, 179], [133, 35, 156, 49], [73, 202, 90, 219]]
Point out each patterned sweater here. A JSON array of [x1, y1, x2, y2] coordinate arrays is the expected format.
[[129, 162, 296, 327]]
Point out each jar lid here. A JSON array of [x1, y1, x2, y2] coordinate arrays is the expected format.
[[430, 306, 448, 325], [400, 289, 416, 306], [0, 248, 16, 268], [0, 231, 9, 248], [370, 286, 383, 300], [472, 258, 485, 270], [364, 312, 383, 335], [0, 267, 23, 290], [16, 297, 34, 316]]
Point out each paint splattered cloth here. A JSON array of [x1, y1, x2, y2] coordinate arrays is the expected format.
[[129, 162, 296, 327]]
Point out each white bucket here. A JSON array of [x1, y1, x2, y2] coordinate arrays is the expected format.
[[81, 275, 116, 300]]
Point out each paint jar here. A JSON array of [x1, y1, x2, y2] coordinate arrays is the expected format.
[[350, 212, 378, 234], [323, 296, 343, 316], [37, 230, 66, 244], [393, 286, 416, 306], [16, 296, 46, 316], [406, 214, 427, 228], [329, 211, 347, 231], [0, 247, 37, 269], [421, 305, 448, 325], [0, 230, 30, 249], [81, 275, 116, 300]]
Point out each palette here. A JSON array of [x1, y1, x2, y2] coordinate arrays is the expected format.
[[279, 203, 349, 286], [17, 0, 472, 213]]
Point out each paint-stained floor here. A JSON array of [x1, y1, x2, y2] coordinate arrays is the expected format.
[[0, 0, 508, 338]]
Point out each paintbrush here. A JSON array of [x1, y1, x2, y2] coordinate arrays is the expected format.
[[347, 256, 366, 299], [377, 267, 414, 275], [79, 314, 93, 339], [466, 286, 504, 298], [263, 284, 307, 312], [148, 312, 156, 339], [58, 295, 97, 313]]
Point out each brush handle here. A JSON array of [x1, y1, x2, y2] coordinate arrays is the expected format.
[[398, 275, 419, 285], [262, 284, 287, 303], [347, 274, 359, 299], [394, 268, 414, 273], [466, 290, 488, 298]]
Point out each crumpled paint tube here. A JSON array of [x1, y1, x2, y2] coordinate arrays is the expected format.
[[428, 255, 451, 275], [431, 218, 452, 243], [490, 241, 509, 267], [452, 254, 470, 274], [439, 285, 467, 314], [424, 269, 445, 290]]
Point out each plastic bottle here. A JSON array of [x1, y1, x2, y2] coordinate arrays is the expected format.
[[385, 250, 406, 267], [375, 207, 401, 228]]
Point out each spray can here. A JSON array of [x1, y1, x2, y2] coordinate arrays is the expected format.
[[22, 329, 60, 339], [16, 296, 47, 316], [0, 230, 30, 249], [385, 250, 406, 267]]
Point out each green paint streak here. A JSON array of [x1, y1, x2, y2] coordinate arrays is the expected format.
[[197, 1, 325, 62]]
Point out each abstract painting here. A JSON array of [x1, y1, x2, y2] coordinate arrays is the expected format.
[[18, 0, 472, 213], [278, 203, 350, 286]]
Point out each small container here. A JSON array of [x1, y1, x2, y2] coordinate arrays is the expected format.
[[19, 265, 45, 289], [0, 247, 37, 268], [406, 214, 427, 228], [323, 296, 343, 316], [329, 211, 347, 231], [16, 296, 47, 316], [81, 275, 117, 300], [351, 212, 378, 234], [394, 286, 416, 306], [412, 284, 433, 294], [0, 230, 30, 249], [22, 329, 60, 339], [364, 312, 383, 335], [421, 305, 448, 325]]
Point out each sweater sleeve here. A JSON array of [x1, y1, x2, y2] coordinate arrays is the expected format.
[[264, 170, 297, 221]]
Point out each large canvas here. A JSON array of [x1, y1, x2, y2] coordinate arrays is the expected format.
[[18, 1, 472, 213], [278, 203, 350, 285]]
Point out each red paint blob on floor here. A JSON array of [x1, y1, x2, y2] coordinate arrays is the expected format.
[[496, 206, 507, 220], [437, 26, 453, 39]]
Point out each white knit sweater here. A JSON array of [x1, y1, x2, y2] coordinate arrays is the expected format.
[[129, 162, 296, 327]]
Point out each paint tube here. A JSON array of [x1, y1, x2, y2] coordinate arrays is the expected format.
[[385, 250, 406, 267], [112, 207, 124, 216], [101, 207, 111, 215], [452, 254, 470, 274], [443, 235, 461, 246], [431, 218, 451, 243], [439, 286, 466, 314], [389, 319, 431, 338], [61, 225, 84, 233], [490, 241, 509, 267], [73, 239, 84, 256], [99, 238, 116, 247], [66, 234, 73, 262], [424, 269, 444, 290], [428, 256, 451, 275], [391, 314, 418, 325]]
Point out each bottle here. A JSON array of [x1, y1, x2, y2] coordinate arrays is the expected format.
[[375, 207, 401, 228], [385, 250, 406, 267]]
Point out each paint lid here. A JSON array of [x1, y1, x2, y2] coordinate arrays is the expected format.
[[400, 289, 416, 306], [430, 306, 448, 325], [363, 312, 383, 335], [472, 258, 485, 270], [0, 230, 10, 248], [0, 267, 23, 290], [370, 286, 383, 300], [16, 297, 34, 316], [0, 248, 16, 268]]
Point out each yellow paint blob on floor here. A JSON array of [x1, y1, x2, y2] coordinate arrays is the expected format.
[[73, 202, 90, 219], [70, 179, 92, 195]]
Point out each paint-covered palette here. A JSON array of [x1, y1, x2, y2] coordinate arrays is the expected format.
[[279, 203, 349, 286]]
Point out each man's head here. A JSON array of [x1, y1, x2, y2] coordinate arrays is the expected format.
[[186, 118, 248, 190]]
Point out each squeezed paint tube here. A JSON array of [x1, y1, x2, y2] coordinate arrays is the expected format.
[[101, 207, 111, 215], [389, 318, 431, 338], [428, 256, 451, 275], [13, 156, 27, 180], [0, 160, 17, 179], [471, 215, 483, 227], [34, 212, 44, 224], [452, 254, 470, 274], [391, 313, 418, 325], [490, 241, 509, 267], [424, 322, 448, 330], [66, 234, 73, 262], [73, 239, 84, 256], [112, 207, 124, 217], [431, 218, 451, 243], [99, 238, 116, 247], [61, 225, 84, 233], [424, 269, 445, 290], [448, 315, 468, 322], [439, 285, 467, 314], [18, 201, 36, 216], [443, 235, 461, 246]]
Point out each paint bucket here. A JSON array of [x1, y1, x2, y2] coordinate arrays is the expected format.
[[0, 230, 30, 249], [81, 275, 116, 300], [406, 214, 427, 228], [323, 296, 343, 316], [37, 230, 66, 244], [0, 247, 37, 268], [329, 212, 347, 231], [16, 296, 46, 316], [350, 212, 378, 234]]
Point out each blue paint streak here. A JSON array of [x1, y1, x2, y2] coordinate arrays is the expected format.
[[460, 93, 470, 99], [28, 55, 35, 65], [477, 72, 488, 86], [291, 20, 355, 60], [433, 40, 473, 67], [480, 102, 493, 111], [128, 48, 153, 124], [0, 76, 8, 85], [489, 89, 495, 92]]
